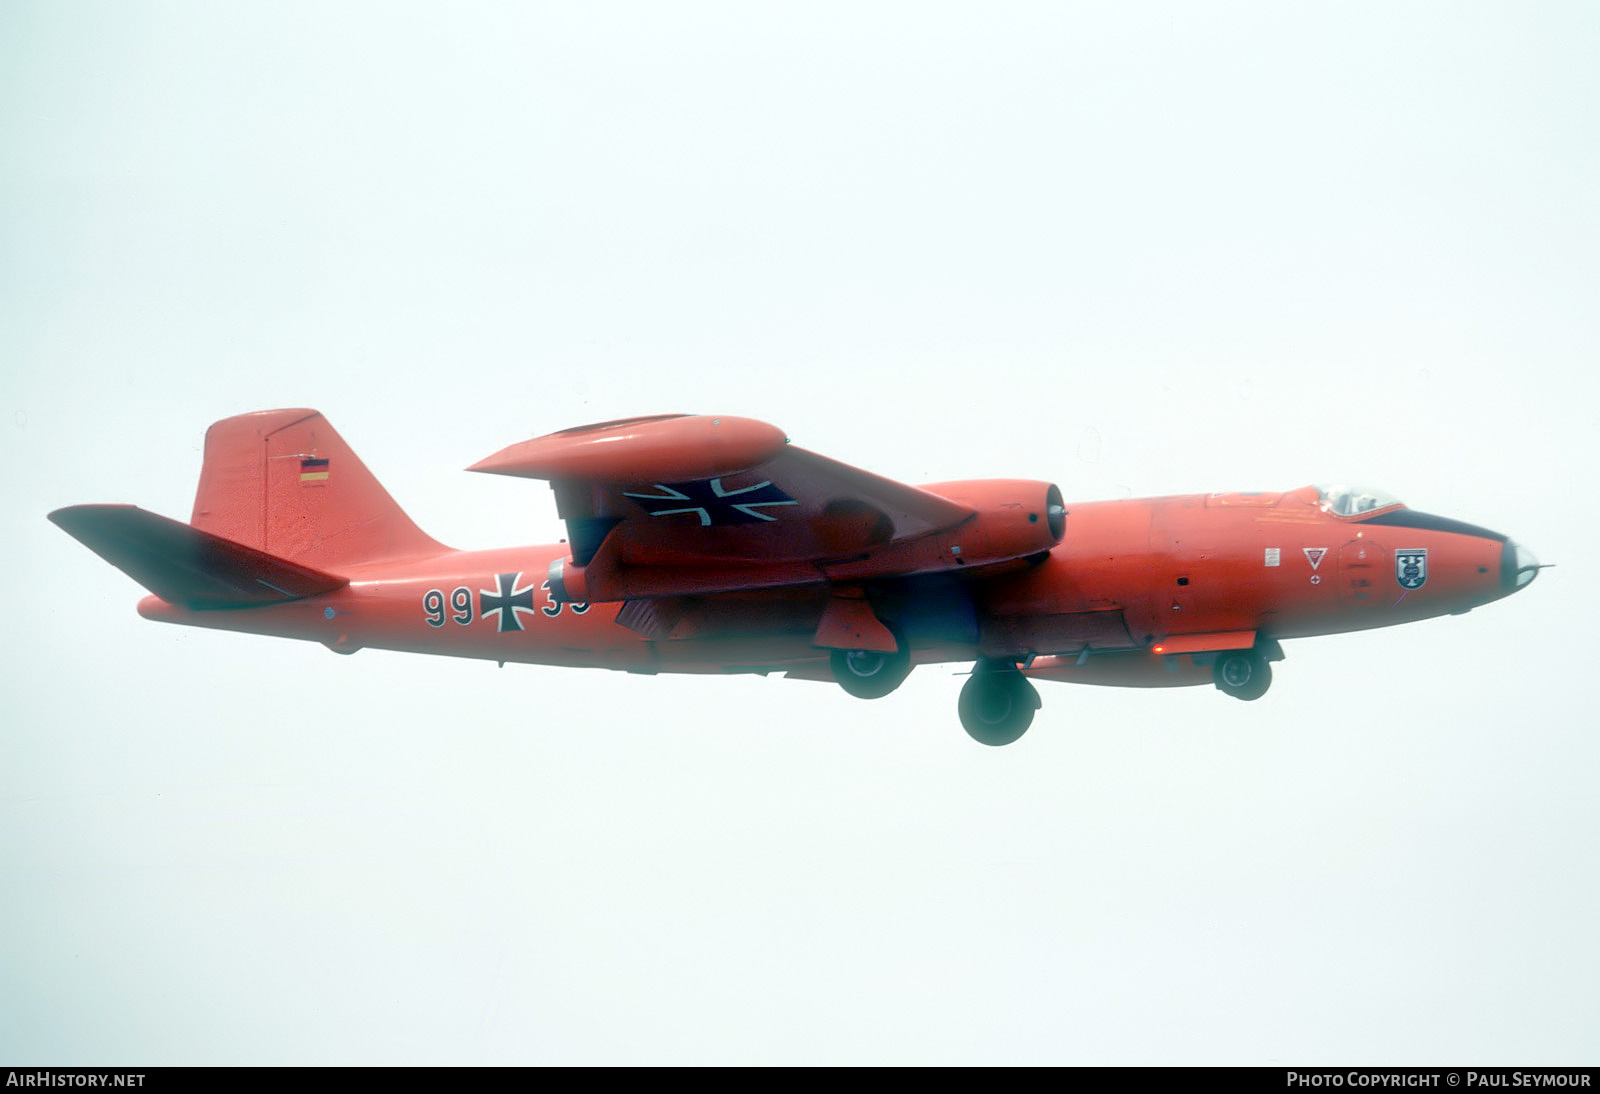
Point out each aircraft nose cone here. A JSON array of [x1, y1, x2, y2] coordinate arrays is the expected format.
[[1502, 539, 1540, 592]]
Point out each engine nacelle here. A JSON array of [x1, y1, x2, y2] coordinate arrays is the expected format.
[[555, 478, 1069, 603], [924, 479, 1067, 562]]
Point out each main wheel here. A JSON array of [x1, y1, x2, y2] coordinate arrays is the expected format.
[[1213, 650, 1271, 701], [831, 643, 912, 699], [958, 663, 1040, 746]]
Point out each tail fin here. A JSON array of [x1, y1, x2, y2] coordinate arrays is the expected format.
[[190, 409, 446, 568], [49, 505, 348, 609]]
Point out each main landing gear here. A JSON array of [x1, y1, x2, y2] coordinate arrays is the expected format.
[[830, 640, 1040, 746], [958, 660, 1041, 747], [830, 643, 912, 700], [1212, 648, 1272, 701]]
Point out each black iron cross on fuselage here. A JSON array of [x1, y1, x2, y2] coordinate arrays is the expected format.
[[480, 572, 536, 632]]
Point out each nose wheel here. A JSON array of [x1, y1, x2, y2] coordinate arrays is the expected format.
[[1213, 649, 1271, 701], [958, 661, 1040, 746]]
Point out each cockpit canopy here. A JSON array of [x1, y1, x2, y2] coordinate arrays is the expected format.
[[1315, 484, 1405, 518]]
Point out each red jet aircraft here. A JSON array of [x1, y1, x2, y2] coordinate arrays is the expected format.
[[51, 409, 1541, 745]]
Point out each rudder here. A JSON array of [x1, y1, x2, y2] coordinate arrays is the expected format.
[[190, 409, 446, 569]]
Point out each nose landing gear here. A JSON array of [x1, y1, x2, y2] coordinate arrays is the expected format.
[[958, 660, 1041, 746], [1212, 648, 1272, 701]]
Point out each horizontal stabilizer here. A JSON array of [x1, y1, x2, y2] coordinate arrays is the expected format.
[[49, 504, 348, 610]]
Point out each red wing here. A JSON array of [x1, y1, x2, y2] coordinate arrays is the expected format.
[[469, 415, 977, 599]]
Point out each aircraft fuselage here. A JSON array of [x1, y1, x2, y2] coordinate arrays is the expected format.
[[136, 484, 1530, 681], [56, 409, 1539, 745]]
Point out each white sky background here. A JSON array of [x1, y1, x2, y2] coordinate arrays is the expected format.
[[2, 1, 1596, 1065]]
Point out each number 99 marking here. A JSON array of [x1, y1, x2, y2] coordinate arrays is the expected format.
[[424, 580, 577, 626], [423, 589, 446, 628]]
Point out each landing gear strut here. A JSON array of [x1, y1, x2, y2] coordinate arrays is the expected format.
[[1213, 649, 1272, 701], [831, 643, 912, 699], [958, 660, 1040, 746]]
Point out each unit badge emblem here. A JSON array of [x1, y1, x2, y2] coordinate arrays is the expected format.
[[1395, 549, 1428, 590]]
